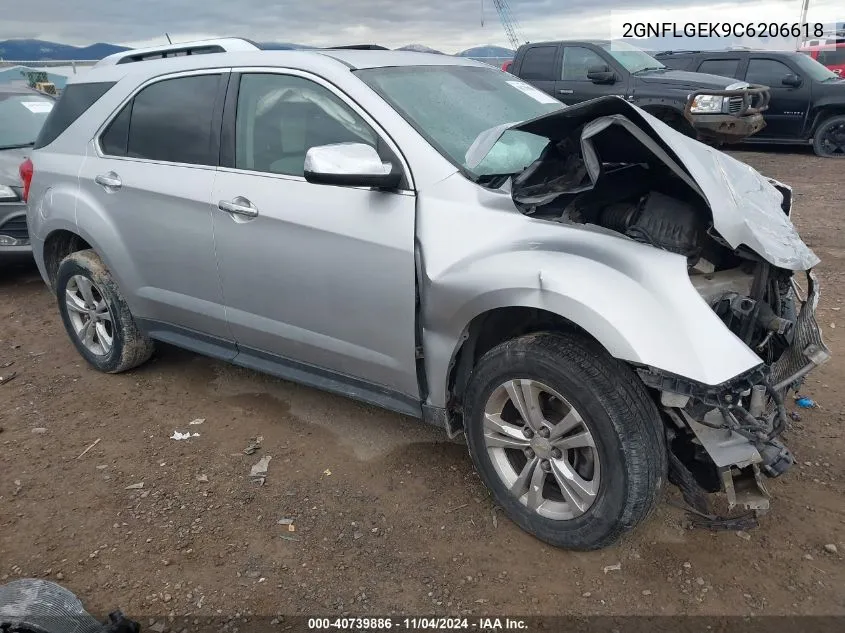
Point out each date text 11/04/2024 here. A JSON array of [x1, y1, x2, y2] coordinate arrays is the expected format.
[[307, 617, 528, 630], [622, 22, 825, 38]]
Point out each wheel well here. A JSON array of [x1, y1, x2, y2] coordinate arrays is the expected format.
[[445, 307, 600, 427], [811, 107, 845, 135], [641, 105, 696, 137], [43, 230, 92, 290]]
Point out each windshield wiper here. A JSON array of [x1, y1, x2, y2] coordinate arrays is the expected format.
[[0, 142, 35, 150], [633, 67, 666, 74]]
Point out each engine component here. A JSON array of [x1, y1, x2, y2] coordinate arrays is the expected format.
[[748, 384, 767, 418], [689, 268, 754, 303], [598, 191, 703, 258], [757, 439, 794, 478]]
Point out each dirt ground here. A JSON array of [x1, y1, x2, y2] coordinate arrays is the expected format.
[[1, 147, 843, 625]]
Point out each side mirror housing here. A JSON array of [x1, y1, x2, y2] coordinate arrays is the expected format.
[[782, 73, 802, 87], [304, 143, 401, 189], [587, 64, 616, 84]]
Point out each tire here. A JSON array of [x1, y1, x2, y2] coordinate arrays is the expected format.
[[463, 332, 666, 550], [56, 249, 154, 373], [812, 114, 845, 158]]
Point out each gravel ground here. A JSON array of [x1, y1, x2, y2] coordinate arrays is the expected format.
[[0, 147, 843, 624]]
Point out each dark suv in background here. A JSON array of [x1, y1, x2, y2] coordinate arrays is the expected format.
[[507, 40, 769, 143], [656, 49, 845, 157]]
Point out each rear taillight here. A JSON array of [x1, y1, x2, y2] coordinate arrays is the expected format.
[[19, 158, 33, 202]]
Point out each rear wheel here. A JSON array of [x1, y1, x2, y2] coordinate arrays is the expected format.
[[813, 114, 845, 158], [463, 332, 666, 550], [56, 249, 154, 373]]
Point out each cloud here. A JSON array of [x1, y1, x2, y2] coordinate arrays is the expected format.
[[1, 0, 842, 53]]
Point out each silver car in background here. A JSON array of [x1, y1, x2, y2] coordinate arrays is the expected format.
[[0, 84, 54, 262], [23, 40, 829, 550]]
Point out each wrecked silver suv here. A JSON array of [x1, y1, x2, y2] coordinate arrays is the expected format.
[[26, 50, 828, 550]]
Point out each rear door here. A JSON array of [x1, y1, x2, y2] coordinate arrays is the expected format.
[[554, 45, 626, 104], [515, 44, 561, 97], [743, 56, 811, 139], [78, 70, 233, 344]]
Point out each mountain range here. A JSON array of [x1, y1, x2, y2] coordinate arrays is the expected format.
[[0, 38, 515, 61]]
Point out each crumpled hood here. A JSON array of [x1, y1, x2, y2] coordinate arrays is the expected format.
[[0, 147, 28, 186], [471, 96, 818, 271]]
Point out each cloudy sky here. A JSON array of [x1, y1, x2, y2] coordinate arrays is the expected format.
[[1, 0, 842, 52]]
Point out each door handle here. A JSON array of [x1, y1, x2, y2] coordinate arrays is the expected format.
[[558, 89, 574, 94], [218, 198, 258, 218], [94, 172, 122, 190]]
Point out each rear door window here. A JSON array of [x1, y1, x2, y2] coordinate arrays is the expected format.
[[33, 82, 114, 149], [698, 58, 741, 79], [519, 45, 558, 81], [100, 74, 222, 165]]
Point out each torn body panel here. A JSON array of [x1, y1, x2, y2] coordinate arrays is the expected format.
[[417, 172, 765, 411], [470, 96, 818, 270], [422, 95, 829, 525]]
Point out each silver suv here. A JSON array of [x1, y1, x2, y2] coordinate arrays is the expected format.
[[24, 40, 829, 550]]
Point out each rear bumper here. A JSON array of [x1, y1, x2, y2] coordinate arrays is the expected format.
[[0, 204, 32, 262], [0, 244, 33, 263]]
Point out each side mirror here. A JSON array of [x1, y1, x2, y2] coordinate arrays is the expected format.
[[586, 64, 616, 84], [782, 73, 802, 87], [303, 143, 401, 189]]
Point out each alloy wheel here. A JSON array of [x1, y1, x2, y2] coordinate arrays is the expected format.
[[482, 379, 600, 520], [64, 275, 114, 356]]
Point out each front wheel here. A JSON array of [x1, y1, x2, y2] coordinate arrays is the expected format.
[[813, 115, 845, 158], [463, 332, 666, 550]]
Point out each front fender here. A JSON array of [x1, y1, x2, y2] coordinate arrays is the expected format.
[[417, 176, 762, 409], [423, 246, 762, 407]]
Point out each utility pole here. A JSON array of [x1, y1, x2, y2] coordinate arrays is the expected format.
[[797, 0, 810, 48]]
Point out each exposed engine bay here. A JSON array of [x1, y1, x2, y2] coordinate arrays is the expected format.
[[489, 101, 832, 529]]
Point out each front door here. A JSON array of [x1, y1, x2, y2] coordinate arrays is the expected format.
[[211, 71, 419, 404], [744, 56, 811, 139], [554, 45, 626, 105], [78, 71, 232, 343]]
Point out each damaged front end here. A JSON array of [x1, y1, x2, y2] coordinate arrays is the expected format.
[[471, 96, 831, 529]]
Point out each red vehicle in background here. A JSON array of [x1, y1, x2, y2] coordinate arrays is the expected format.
[[800, 42, 845, 76], [501, 59, 513, 72]]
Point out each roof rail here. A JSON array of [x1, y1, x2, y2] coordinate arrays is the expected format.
[[93, 38, 260, 67], [326, 44, 390, 50], [654, 50, 701, 56]]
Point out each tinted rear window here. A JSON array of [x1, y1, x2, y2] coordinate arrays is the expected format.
[[657, 56, 694, 70], [698, 58, 741, 79], [33, 81, 115, 149], [519, 45, 558, 81], [0, 93, 54, 148], [111, 74, 221, 165]]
